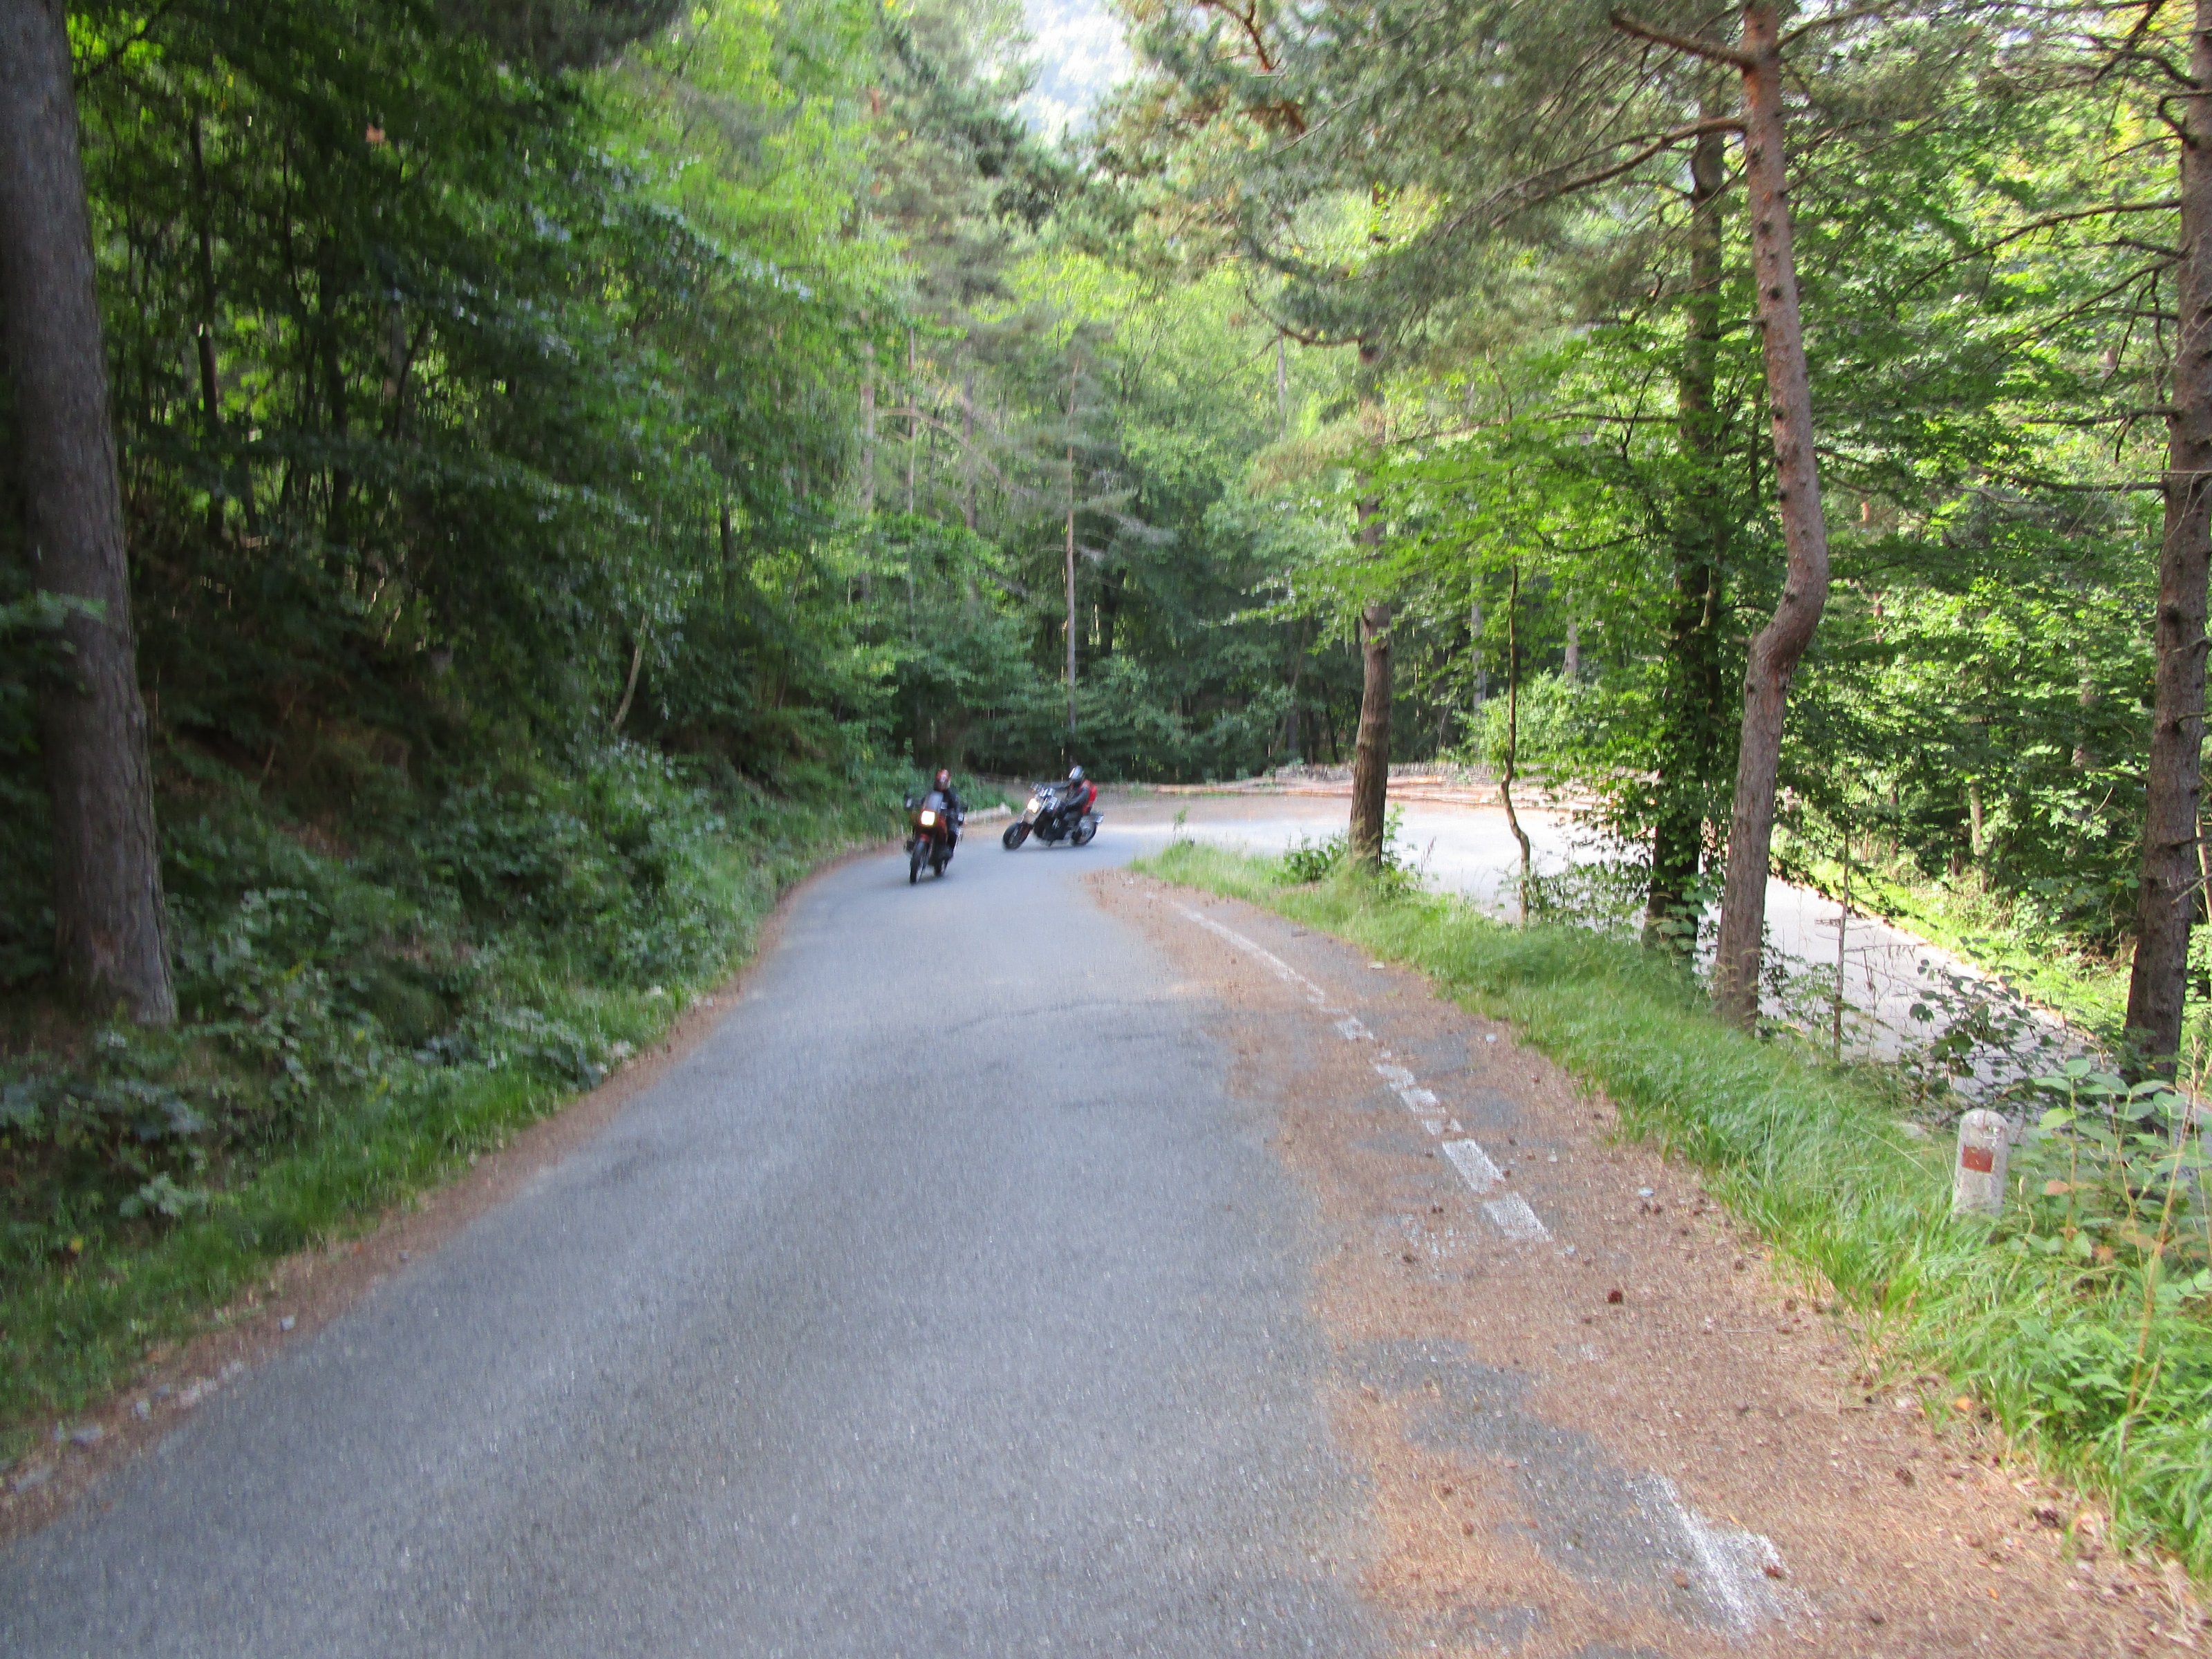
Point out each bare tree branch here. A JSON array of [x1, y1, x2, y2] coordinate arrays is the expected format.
[[1907, 198, 2180, 283], [1779, 4, 1895, 50], [1609, 10, 1755, 71]]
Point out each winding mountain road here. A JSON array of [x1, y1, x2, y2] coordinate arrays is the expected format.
[[1127, 787, 2077, 1079], [0, 800, 2152, 1656]]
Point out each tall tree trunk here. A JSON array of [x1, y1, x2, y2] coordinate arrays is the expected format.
[[610, 623, 646, 733], [0, 0, 176, 1022], [1065, 356, 1080, 737], [1833, 816, 1850, 1056], [2126, 0, 2212, 1069], [1644, 118, 1732, 954], [1500, 557, 1533, 921], [905, 328, 917, 516], [859, 337, 877, 519], [1350, 608, 1392, 856], [1349, 338, 1392, 864], [719, 498, 735, 603], [1064, 489, 1078, 733], [1470, 594, 1486, 706], [961, 365, 977, 532], [187, 113, 256, 532], [317, 238, 351, 548], [1711, 3, 1831, 1026], [188, 116, 226, 537]]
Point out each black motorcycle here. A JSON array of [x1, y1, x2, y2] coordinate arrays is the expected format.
[[906, 789, 959, 882], [1002, 782, 1099, 850]]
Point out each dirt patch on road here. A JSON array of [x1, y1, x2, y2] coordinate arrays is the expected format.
[[1096, 870, 2190, 1659], [0, 841, 888, 1550]]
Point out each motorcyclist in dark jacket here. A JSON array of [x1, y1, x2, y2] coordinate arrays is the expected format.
[[928, 767, 966, 842], [1053, 765, 1094, 830]]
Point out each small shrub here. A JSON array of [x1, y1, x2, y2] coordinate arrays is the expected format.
[[1281, 831, 1345, 884], [1461, 672, 1578, 778], [1281, 806, 1416, 894], [2006, 1060, 2212, 1286], [0, 1027, 218, 1275]]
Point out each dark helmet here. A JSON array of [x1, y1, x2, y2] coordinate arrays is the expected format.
[[934, 767, 952, 791], [1067, 765, 1085, 784]]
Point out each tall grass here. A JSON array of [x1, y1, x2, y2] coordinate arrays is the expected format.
[[1142, 839, 2212, 1576]]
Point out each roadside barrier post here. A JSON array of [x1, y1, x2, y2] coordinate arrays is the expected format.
[[1952, 1109, 2009, 1216]]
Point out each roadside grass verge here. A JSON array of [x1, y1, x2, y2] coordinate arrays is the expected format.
[[1, 758, 896, 1463], [1140, 838, 2212, 1578]]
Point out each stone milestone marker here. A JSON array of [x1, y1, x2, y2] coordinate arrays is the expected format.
[[1952, 1109, 2010, 1215]]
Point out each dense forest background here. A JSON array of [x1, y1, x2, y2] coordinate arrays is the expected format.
[[8, 1, 2194, 1020], [8, 0, 2212, 1397], [0, 0, 1396, 1352], [0, 0, 1389, 1001]]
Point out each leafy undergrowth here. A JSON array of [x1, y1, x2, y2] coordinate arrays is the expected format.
[[0, 744, 922, 1460], [1141, 838, 2212, 1581]]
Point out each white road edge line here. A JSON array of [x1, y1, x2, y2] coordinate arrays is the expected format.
[[1172, 903, 1548, 1241], [1638, 1474, 1794, 1633], [1443, 1139, 1503, 1194], [1481, 1194, 1552, 1243], [1174, 906, 1333, 1007]]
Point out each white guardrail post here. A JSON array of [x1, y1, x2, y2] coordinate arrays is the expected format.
[[1952, 1109, 2010, 1216]]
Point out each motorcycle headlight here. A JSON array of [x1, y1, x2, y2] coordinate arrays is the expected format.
[[1027, 796, 1041, 812], [918, 809, 937, 827]]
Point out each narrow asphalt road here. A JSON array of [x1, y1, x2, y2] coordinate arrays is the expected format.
[[1, 803, 2147, 1658], [1, 825, 1380, 1658]]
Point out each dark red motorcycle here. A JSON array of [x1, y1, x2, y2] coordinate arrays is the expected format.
[[906, 788, 959, 883]]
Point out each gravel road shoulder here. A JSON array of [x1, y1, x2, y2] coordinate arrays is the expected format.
[[1096, 870, 2188, 1658]]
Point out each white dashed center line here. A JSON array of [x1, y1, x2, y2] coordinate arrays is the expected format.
[[1176, 906, 1333, 1006], [1374, 1061, 1446, 1134], [1635, 1475, 1796, 1632]]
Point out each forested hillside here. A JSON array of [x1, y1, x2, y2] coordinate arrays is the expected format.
[[10, 0, 2212, 1486], [1103, 0, 2212, 1056], [0, 0, 1371, 1379], [0, 0, 1374, 993]]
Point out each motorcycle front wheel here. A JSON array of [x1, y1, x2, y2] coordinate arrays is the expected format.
[[908, 842, 926, 883], [1002, 822, 1029, 850]]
